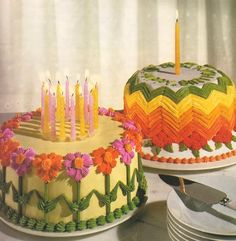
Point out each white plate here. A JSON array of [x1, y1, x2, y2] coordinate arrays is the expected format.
[[0, 206, 144, 237], [142, 155, 236, 173], [168, 210, 236, 241], [167, 185, 236, 236], [167, 222, 189, 241]]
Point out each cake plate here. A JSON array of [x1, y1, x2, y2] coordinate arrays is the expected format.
[[0, 205, 144, 237], [142, 154, 236, 174]]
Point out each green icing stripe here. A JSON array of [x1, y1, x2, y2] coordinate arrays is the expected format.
[[127, 64, 233, 103]]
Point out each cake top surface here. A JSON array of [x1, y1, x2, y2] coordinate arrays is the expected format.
[[126, 62, 233, 102], [13, 115, 123, 155]]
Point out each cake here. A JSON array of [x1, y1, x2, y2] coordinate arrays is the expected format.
[[0, 94, 146, 232], [124, 62, 236, 163]]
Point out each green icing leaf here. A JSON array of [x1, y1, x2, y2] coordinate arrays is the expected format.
[[151, 146, 161, 155], [164, 144, 173, 153], [232, 136, 236, 142], [225, 142, 233, 150], [192, 150, 200, 158], [179, 142, 188, 152], [215, 142, 222, 150], [202, 144, 213, 152]]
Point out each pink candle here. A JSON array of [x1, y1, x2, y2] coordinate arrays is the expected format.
[[50, 93, 56, 139], [70, 94, 76, 141], [84, 79, 89, 123], [89, 92, 94, 135], [65, 76, 70, 120], [41, 82, 45, 130]]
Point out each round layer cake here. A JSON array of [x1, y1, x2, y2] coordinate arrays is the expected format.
[[0, 108, 146, 233], [124, 62, 236, 163]]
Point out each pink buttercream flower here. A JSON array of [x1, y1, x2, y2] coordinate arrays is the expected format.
[[64, 152, 93, 182], [20, 112, 33, 122], [98, 107, 115, 117], [123, 120, 137, 131], [112, 138, 135, 165], [0, 128, 14, 143], [11, 147, 36, 176]]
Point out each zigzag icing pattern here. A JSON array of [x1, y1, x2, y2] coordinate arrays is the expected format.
[[124, 63, 236, 146]]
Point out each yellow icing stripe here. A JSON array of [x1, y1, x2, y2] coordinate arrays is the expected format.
[[124, 85, 235, 116]]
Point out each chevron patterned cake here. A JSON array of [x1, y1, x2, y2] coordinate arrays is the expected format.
[[124, 62, 236, 163]]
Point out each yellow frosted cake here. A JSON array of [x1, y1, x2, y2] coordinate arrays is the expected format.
[[0, 106, 146, 232], [124, 62, 236, 163]]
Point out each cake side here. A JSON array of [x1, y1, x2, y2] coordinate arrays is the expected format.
[[0, 109, 147, 232]]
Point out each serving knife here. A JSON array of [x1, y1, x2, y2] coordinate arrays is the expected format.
[[159, 174, 236, 211]]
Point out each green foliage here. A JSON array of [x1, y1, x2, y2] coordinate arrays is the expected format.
[[192, 149, 200, 158], [215, 142, 222, 150]]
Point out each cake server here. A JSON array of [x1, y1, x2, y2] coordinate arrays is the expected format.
[[159, 174, 236, 211]]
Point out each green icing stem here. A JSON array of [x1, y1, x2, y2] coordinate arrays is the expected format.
[[76, 181, 81, 222], [126, 165, 131, 203], [44, 183, 49, 222], [138, 154, 142, 171], [18, 176, 23, 216], [105, 175, 111, 215], [2, 167, 6, 204]]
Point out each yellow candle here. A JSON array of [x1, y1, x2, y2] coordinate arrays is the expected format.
[[56, 81, 62, 121], [59, 94, 66, 140], [175, 10, 180, 75], [43, 91, 50, 135], [93, 84, 99, 129], [75, 81, 80, 121], [79, 95, 86, 136]]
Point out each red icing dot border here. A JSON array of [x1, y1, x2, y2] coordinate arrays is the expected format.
[[139, 150, 236, 164]]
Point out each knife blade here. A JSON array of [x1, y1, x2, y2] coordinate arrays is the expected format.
[[159, 174, 236, 211]]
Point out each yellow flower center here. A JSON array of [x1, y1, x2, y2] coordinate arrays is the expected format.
[[104, 152, 113, 163], [16, 153, 25, 165], [124, 144, 132, 153], [74, 157, 84, 169], [42, 158, 52, 171]]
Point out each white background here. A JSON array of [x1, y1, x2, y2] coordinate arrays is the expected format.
[[0, 0, 235, 112]]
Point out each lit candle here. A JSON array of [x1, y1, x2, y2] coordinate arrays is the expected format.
[[41, 82, 45, 130], [65, 76, 70, 120], [89, 92, 94, 135], [59, 93, 66, 140], [56, 81, 62, 121], [84, 79, 89, 123], [43, 90, 50, 136], [93, 83, 99, 129], [70, 94, 76, 141], [79, 95, 86, 136], [75, 81, 80, 121], [175, 10, 180, 75], [50, 93, 56, 140]]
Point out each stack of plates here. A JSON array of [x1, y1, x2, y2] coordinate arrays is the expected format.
[[167, 190, 236, 241]]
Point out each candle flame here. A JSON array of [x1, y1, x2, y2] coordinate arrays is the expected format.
[[85, 69, 90, 79], [176, 10, 179, 21]]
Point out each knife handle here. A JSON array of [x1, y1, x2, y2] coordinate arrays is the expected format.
[[220, 198, 236, 211]]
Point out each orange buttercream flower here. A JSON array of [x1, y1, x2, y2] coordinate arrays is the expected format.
[[0, 139, 19, 167], [33, 153, 63, 183], [1, 118, 20, 131], [183, 131, 207, 150], [91, 147, 119, 175], [212, 126, 232, 144], [123, 130, 142, 152]]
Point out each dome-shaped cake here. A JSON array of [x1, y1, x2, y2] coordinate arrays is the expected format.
[[124, 62, 236, 162]]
